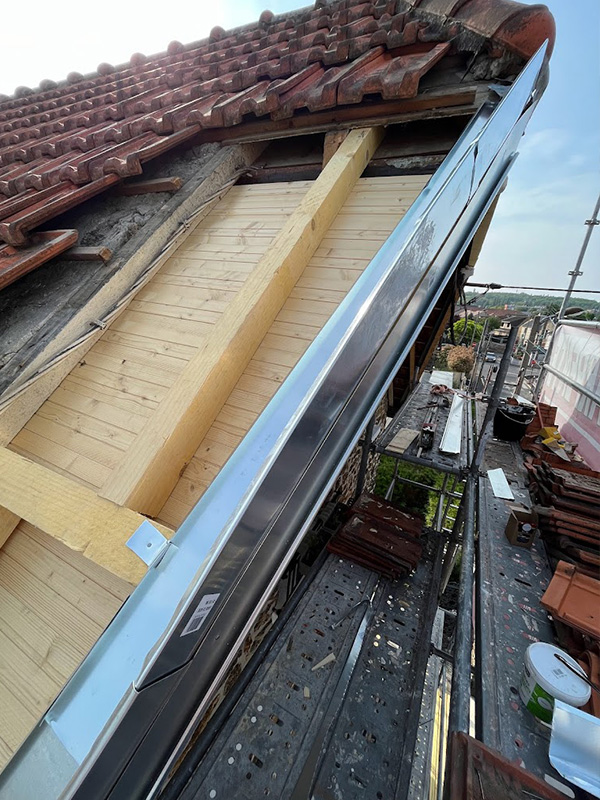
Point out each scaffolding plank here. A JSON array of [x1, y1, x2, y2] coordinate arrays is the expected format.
[[477, 435, 564, 786], [177, 535, 442, 800]]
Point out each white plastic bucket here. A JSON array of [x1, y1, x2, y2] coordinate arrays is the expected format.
[[520, 642, 591, 724]]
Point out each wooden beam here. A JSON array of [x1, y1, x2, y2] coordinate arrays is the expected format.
[[196, 88, 478, 145], [117, 177, 183, 196], [101, 126, 385, 516], [62, 246, 113, 263], [0, 506, 20, 549], [0, 447, 172, 585], [0, 143, 264, 404], [467, 194, 500, 268]]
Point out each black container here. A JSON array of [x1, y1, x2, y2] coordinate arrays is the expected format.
[[493, 404, 535, 441]]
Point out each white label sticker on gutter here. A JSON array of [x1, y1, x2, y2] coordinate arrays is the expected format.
[[180, 593, 220, 637]]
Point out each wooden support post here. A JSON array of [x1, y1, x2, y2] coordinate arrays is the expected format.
[[0, 506, 20, 549], [102, 127, 385, 516], [0, 447, 172, 585], [409, 345, 416, 386]]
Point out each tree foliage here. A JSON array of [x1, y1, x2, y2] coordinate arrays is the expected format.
[[453, 319, 483, 343], [374, 456, 442, 519], [432, 344, 452, 370], [446, 345, 475, 373], [466, 291, 599, 317], [487, 315, 501, 330]]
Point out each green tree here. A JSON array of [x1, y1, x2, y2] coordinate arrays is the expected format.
[[453, 318, 483, 343], [542, 301, 560, 315], [487, 315, 501, 330]]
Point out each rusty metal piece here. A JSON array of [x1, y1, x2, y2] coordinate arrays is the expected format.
[[578, 650, 600, 718], [0, 229, 78, 289], [446, 732, 568, 800]]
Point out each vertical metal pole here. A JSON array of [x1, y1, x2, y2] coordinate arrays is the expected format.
[[473, 323, 521, 469], [435, 474, 449, 531], [385, 458, 400, 501], [448, 323, 520, 734], [447, 474, 476, 735], [473, 324, 492, 392], [558, 192, 600, 319], [469, 319, 488, 392], [354, 414, 376, 502], [515, 314, 540, 396]]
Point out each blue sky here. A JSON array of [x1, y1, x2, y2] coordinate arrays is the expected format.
[[1, 0, 598, 300]]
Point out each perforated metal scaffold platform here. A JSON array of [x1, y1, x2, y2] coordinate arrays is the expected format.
[[175, 535, 443, 800]]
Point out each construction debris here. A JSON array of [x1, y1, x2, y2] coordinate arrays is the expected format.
[[311, 653, 336, 672]]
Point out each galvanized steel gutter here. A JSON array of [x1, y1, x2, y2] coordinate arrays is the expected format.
[[0, 44, 549, 800]]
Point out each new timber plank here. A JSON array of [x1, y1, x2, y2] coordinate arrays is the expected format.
[[0, 680, 36, 753], [0, 579, 81, 683], [160, 171, 430, 527], [3, 529, 123, 628], [10, 429, 113, 489], [0, 448, 172, 584], [0, 519, 133, 769], [22, 522, 131, 601], [102, 127, 384, 516]]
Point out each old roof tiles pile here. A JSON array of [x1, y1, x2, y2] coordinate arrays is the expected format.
[[0, 0, 554, 288]]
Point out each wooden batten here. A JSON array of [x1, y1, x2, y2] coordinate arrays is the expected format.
[[0, 448, 171, 585], [101, 127, 385, 516]]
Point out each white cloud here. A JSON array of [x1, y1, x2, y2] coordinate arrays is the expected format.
[[0, 0, 297, 95], [519, 127, 569, 161]]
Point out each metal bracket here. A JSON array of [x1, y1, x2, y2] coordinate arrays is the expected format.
[[127, 520, 169, 568]]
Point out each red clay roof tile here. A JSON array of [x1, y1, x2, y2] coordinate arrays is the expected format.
[[0, 0, 554, 286], [0, 230, 78, 289]]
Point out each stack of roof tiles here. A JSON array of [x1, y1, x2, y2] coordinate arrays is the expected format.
[[523, 402, 600, 684], [523, 404, 600, 577], [541, 561, 600, 642], [328, 492, 423, 578], [0, 0, 554, 288]]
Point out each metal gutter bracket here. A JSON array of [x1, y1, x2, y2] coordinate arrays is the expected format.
[[127, 520, 170, 569]]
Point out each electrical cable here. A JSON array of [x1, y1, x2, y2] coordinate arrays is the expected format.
[[467, 282, 600, 294]]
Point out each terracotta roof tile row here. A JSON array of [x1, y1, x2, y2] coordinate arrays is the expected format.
[[0, 0, 554, 285]]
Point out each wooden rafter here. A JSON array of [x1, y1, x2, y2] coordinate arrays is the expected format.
[[0, 447, 172, 585], [101, 126, 385, 516]]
